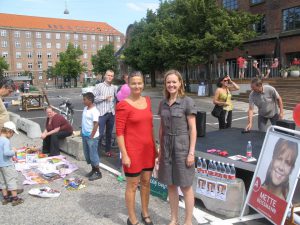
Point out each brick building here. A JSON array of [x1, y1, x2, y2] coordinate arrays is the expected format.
[[0, 13, 125, 86], [218, 0, 300, 75]]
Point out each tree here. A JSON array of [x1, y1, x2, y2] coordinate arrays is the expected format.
[[0, 56, 9, 80], [124, 0, 259, 92], [54, 43, 85, 87], [91, 44, 118, 79]]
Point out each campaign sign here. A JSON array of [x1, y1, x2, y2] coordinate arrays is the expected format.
[[150, 177, 168, 201], [243, 126, 300, 225]]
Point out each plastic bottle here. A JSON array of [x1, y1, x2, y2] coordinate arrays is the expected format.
[[208, 160, 213, 177], [212, 160, 217, 178], [216, 161, 222, 179], [197, 157, 202, 174], [225, 163, 231, 181], [229, 164, 236, 182], [202, 158, 207, 176], [246, 141, 252, 159], [221, 162, 226, 180]]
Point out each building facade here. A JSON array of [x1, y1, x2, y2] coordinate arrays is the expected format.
[[218, 0, 300, 77], [0, 13, 125, 85]]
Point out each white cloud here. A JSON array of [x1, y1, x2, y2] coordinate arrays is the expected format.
[[126, 2, 159, 12]]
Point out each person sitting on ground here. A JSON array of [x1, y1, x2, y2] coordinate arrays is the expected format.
[[81, 92, 102, 181], [41, 107, 73, 156], [0, 121, 24, 206], [213, 75, 240, 129]]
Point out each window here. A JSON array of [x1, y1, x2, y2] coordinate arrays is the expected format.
[[26, 42, 32, 48], [38, 61, 42, 69], [65, 42, 70, 48], [37, 52, 42, 59], [36, 42, 42, 48], [16, 52, 21, 59], [38, 71, 43, 80], [46, 33, 51, 39], [99, 44, 103, 50], [47, 52, 52, 59], [56, 33, 61, 39], [1, 41, 8, 48], [74, 34, 79, 40], [83, 53, 88, 59], [46, 43, 52, 48], [250, 0, 264, 4], [91, 35, 95, 41], [16, 62, 22, 69], [74, 43, 78, 49], [91, 44, 96, 49], [28, 63, 33, 69], [99, 35, 104, 41], [14, 31, 20, 38], [253, 15, 266, 34], [56, 43, 61, 49], [115, 36, 121, 42], [15, 41, 21, 48], [47, 61, 52, 67], [82, 34, 87, 40], [83, 43, 87, 50], [56, 52, 60, 58], [36, 32, 41, 38], [27, 52, 33, 58], [283, 6, 300, 31], [2, 52, 8, 58], [0, 30, 7, 37], [65, 33, 70, 40], [223, 0, 238, 10], [25, 31, 31, 38], [106, 36, 110, 42]]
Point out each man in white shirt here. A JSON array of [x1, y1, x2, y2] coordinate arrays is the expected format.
[[93, 70, 117, 157]]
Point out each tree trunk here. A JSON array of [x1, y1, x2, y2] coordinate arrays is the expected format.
[[205, 63, 213, 96], [74, 77, 77, 87], [150, 70, 156, 87], [185, 62, 190, 93]]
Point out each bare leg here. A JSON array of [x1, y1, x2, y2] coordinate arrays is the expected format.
[[2, 189, 8, 197], [168, 185, 179, 225], [140, 171, 152, 223], [10, 190, 17, 197], [180, 186, 194, 225], [126, 176, 140, 224]]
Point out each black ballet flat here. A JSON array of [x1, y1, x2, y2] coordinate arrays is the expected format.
[[127, 218, 140, 225], [141, 213, 154, 225]]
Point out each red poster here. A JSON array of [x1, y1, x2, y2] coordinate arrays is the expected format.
[[249, 177, 288, 225]]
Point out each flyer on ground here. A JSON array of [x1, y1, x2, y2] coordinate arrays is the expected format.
[[247, 128, 300, 225]]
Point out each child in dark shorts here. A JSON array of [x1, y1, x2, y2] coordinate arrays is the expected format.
[[0, 121, 24, 206]]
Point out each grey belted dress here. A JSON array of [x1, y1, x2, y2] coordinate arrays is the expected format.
[[158, 96, 197, 187]]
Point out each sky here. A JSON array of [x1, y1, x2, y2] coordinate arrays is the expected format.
[[0, 0, 160, 34]]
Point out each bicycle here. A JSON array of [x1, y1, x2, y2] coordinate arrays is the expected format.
[[47, 98, 74, 125]]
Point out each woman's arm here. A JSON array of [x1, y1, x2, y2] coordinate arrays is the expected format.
[[117, 136, 131, 167], [186, 114, 196, 167], [228, 78, 240, 91]]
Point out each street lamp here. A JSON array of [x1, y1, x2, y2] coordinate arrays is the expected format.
[[64, 0, 69, 14]]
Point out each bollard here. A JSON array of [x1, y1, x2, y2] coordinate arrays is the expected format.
[[196, 111, 206, 137]]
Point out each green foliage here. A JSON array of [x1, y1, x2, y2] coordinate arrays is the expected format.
[[91, 44, 118, 75], [0, 56, 9, 79], [54, 43, 85, 79], [124, 0, 259, 84]]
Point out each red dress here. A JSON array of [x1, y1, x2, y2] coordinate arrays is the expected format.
[[116, 97, 155, 174]]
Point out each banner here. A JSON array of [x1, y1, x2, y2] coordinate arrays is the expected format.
[[243, 126, 300, 225]]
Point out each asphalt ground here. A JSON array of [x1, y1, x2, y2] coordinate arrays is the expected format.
[[2, 87, 297, 225]]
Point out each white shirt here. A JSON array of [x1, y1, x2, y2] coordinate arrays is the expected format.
[[81, 106, 100, 138]]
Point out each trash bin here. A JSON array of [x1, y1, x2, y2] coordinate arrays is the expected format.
[[196, 111, 206, 137]]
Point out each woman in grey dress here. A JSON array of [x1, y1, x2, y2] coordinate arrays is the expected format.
[[158, 70, 197, 225]]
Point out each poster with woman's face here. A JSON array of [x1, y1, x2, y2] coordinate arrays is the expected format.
[[248, 131, 300, 225]]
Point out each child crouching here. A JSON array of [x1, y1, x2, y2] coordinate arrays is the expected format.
[[0, 121, 24, 206]]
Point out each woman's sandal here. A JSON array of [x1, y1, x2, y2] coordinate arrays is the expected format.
[[127, 218, 140, 225], [141, 213, 154, 225]]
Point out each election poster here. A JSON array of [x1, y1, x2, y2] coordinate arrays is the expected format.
[[244, 126, 300, 225]]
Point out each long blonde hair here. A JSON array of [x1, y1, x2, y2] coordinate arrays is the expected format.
[[163, 70, 185, 99]]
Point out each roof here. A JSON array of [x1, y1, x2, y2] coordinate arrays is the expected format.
[[0, 13, 123, 35]]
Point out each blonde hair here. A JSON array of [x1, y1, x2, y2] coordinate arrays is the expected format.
[[163, 70, 185, 99]]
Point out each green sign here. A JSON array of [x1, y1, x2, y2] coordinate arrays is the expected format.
[[150, 177, 168, 201]]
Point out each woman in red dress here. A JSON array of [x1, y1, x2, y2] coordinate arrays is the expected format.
[[116, 71, 157, 225]]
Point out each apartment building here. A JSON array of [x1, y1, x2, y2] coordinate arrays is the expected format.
[[0, 13, 125, 85], [218, 0, 300, 71]]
